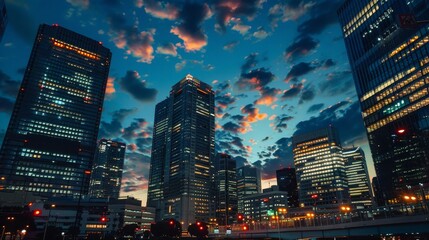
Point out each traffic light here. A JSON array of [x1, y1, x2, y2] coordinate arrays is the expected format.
[[196, 222, 200, 226], [237, 214, 243, 223], [33, 209, 42, 216], [170, 220, 174, 225], [100, 216, 107, 222], [242, 225, 249, 231]]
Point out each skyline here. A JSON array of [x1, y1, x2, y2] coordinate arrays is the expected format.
[[0, 0, 374, 204]]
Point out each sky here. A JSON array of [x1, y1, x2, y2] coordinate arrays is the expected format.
[[0, 0, 375, 205]]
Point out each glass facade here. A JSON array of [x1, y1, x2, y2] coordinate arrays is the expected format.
[[237, 165, 261, 214], [293, 126, 349, 212], [147, 74, 215, 226], [338, 0, 429, 202], [89, 139, 125, 199], [343, 147, 373, 209], [214, 153, 237, 225], [0, 24, 111, 197], [276, 168, 299, 208]]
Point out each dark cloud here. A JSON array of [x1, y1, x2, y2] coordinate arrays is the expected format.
[[254, 86, 280, 106], [222, 121, 242, 134], [272, 114, 293, 133], [236, 68, 275, 91], [213, 0, 265, 33], [233, 156, 249, 168], [122, 118, 152, 141], [320, 70, 354, 95], [231, 115, 245, 121], [293, 101, 367, 145], [135, 137, 153, 154], [299, 86, 316, 104], [142, 0, 179, 20], [171, 2, 210, 51], [121, 152, 151, 193], [285, 59, 336, 82], [216, 93, 236, 110], [297, 0, 343, 35], [98, 108, 136, 139], [0, 70, 21, 97], [0, 97, 14, 113], [215, 82, 231, 94], [215, 131, 251, 157], [307, 103, 325, 113], [118, 71, 158, 102], [6, 1, 38, 44], [284, 35, 319, 62], [241, 53, 259, 73], [262, 136, 269, 141], [281, 83, 303, 99], [258, 137, 294, 179]]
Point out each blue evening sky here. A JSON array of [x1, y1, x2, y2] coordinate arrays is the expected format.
[[0, 0, 374, 204]]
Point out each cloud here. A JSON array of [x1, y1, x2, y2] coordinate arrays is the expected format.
[[156, 43, 178, 56], [254, 87, 280, 106], [307, 103, 325, 113], [252, 27, 269, 40], [171, 2, 211, 51], [285, 59, 336, 82], [241, 103, 268, 124], [215, 131, 251, 157], [118, 71, 158, 103], [236, 68, 275, 91], [216, 93, 236, 109], [257, 137, 294, 179], [99, 108, 137, 139], [6, 0, 39, 44], [222, 121, 245, 134], [142, 0, 179, 20], [281, 83, 303, 99], [215, 81, 231, 94], [261, 136, 269, 141], [121, 152, 151, 194], [121, 118, 151, 141], [269, 1, 315, 28], [0, 70, 21, 97], [213, 0, 265, 33], [105, 77, 116, 96], [241, 53, 259, 73], [320, 70, 354, 95], [297, 0, 343, 35], [66, 0, 89, 9], [113, 27, 155, 63], [174, 59, 214, 72], [231, 18, 252, 35], [284, 35, 319, 62], [271, 114, 293, 133], [299, 86, 316, 104], [0, 97, 14, 113], [223, 41, 239, 51]]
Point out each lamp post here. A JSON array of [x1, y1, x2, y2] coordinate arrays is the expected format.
[[340, 206, 351, 223], [419, 183, 428, 214], [73, 169, 91, 240], [1, 225, 5, 240], [43, 204, 56, 240]]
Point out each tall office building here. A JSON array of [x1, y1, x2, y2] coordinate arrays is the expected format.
[[237, 165, 261, 214], [214, 153, 237, 225], [293, 126, 349, 211], [343, 147, 373, 209], [147, 74, 215, 226], [276, 167, 299, 208], [0, 24, 111, 197], [0, 0, 6, 42], [372, 177, 384, 206], [338, 0, 429, 202], [89, 139, 126, 199]]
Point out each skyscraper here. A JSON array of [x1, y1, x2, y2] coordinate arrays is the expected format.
[[0, 0, 6, 42], [0, 24, 111, 197], [343, 147, 373, 209], [214, 153, 237, 225], [147, 74, 215, 226], [89, 139, 126, 199], [237, 165, 261, 214], [276, 167, 299, 208], [293, 126, 349, 211], [338, 0, 429, 202]]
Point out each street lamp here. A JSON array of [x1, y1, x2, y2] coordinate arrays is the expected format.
[[340, 206, 351, 223], [43, 204, 56, 240]]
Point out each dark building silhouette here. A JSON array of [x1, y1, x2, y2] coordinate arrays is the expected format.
[[237, 165, 261, 214], [214, 153, 237, 225], [276, 167, 299, 208], [293, 126, 349, 211], [338, 0, 429, 202], [0, 24, 111, 197], [147, 74, 215, 226], [372, 177, 384, 207], [0, 0, 6, 42], [89, 139, 126, 199]]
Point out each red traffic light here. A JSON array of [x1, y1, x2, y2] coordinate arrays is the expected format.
[[311, 194, 318, 199], [243, 225, 248, 231], [238, 215, 243, 219], [196, 222, 200, 226], [397, 128, 406, 134], [100, 217, 107, 222], [199, 226, 203, 230], [33, 209, 42, 216], [170, 220, 174, 225]]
